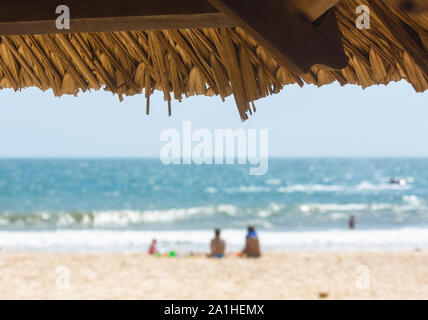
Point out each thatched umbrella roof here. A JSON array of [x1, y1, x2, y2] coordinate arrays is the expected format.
[[0, 0, 427, 120]]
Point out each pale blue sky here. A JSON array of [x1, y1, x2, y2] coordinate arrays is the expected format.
[[0, 80, 427, 158]]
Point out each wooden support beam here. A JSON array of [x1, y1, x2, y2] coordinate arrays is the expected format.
[[287, 0, 342, 22], [207, 0, 349, 74], [0, 0, 233, 36]]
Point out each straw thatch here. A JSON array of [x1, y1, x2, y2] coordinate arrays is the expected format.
[[0, 0, 427, 120]]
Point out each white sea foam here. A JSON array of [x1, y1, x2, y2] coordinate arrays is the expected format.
[[265, 178, 281, 186], [277, 181, 412, 194], [1, 198, 426, 229], [225, 185, 270, 193], [300, 203, 369, 212], [0, 227, 427, 252], [299, 202, 425, 213], [355, 181, 411, 191], [278, 184, 344, 193], [206, 180, 412, 195], [90, 206, 236, 226], [204, 187, 217, 193], [257, 203, 285, 217], [0, 206, 241, 228], [403, 195, 421, 206]]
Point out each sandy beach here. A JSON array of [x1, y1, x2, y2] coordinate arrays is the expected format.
[[0, 250, 426, 299]]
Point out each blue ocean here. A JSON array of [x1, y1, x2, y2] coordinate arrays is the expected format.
[[0, 158, 427, 252]]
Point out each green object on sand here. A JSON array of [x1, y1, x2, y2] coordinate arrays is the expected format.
[[169, 251, 176, 257]]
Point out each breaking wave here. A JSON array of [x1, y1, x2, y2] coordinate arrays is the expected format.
[[0, 196, 426, 231], [0, 205, 240, 229]]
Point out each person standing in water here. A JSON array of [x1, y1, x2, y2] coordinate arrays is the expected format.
[[241, 226, 261, 257], [209, 228, 226, 258], [349, 216, 356, 230]]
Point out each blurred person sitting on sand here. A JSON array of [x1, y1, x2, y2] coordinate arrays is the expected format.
[[148, 238, 158, 255], [208, 228, 225, 258], [241, 226, 261, 258]]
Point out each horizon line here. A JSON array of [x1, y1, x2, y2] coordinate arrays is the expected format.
[[1, 156, 428, 160]]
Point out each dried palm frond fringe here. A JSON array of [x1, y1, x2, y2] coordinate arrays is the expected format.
[[0, 0, 426, 120]]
